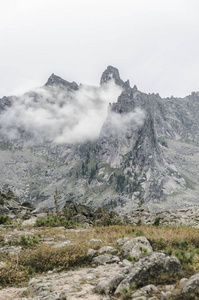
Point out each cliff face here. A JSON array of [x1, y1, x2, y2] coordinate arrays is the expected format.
[[0, 66, 198, 212]]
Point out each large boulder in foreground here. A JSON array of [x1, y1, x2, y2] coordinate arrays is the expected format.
[[115, 252, 183, 294], [180, 272, 199, 299]]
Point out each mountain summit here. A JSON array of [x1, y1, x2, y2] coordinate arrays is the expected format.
[[100, 66, 130, 89], [45, 73, 79, 90], [0, 67, 199, 212]]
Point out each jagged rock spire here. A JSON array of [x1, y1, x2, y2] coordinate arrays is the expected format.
[[45, 73, 79, 91], [100, 66, 130, 88]]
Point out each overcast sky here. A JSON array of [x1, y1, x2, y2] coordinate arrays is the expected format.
[[1, 0, 199, 98]]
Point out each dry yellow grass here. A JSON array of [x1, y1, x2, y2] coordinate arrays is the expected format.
[[1, 224, 199, 287]]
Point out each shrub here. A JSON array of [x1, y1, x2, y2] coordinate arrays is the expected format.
[[19, 243, 90, 273], [120, 287, 132, 300], [153, 217, 161, 226], [126, 255, 138, 263], [152, 237, 167, 251], [174, 250, 195, 266], [0, 264, 28, 286], [19, 235, 39, 247], [135, 229, 144, 236], [179, 239, 189, 250], [0, 215, 10, 225]]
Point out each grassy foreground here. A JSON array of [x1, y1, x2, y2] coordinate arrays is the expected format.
[[0, 224, 199, 288]]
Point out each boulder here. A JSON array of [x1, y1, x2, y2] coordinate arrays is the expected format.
[[92, 254, 120, 265], [95, 274, 125, 295], [28, 277, 67, 299], [89, 238, 102, 245], [21, 218, 37, 226], [98, 246, 118, 254], [115, 252, 182, 294], [117, 237, 131, 246], [180, 272, 199, 299], [52, 241, 71, 248], [0, 205, 9, 215], [132, 284, 158, 298], [121, 236, 153, 258], [87, 248, 97, 257], [0, 245, 22, 255]]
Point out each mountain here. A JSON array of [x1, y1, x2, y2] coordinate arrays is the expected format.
[[0, 66, 199, 213]]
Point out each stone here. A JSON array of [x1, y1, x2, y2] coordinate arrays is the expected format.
[[179, 277, 189, 287], [35, 213, 48, 219], [52, 241, 71, 248], [121, 236, 153, 258], [95, 274, 124, 294], [180, 272, 199, 299], [0, 245, 22, 255], [115, 252, 182, 294], [132, 285, 158, 297], [92, 254, 120, 265], [98, 246, 117, 254], [0, 205, 9, 215], [89, 239, 102, 244], [161, 291, 172, 297], [117, 237, 131, 246], [27, 278, 68, 300], [87, 248, 97, 257], [121, 259, 133, 267], [21, 218, 37, 227]]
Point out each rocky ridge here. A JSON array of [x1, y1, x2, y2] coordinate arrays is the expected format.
[[0, 66, 199, 212]]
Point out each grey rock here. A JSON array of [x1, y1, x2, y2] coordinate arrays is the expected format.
[[52, 241, 71, 248], [132, 285, 158, 297], [35, 213, 48, 219], [115, 252, 182, 294], [121, 259, 133, 267], [95, 273, 124, 294], [28, 278, 67, 299], [21, 218, 37, 226], [179, 277, 189, 287], [98, 246, 117, 254], [180, 272, 199, 299], [117, 237, 131, 246], [0, 245, 22, 255], [0, 205, 10, 215], [161, 290, 172, 297], [87, 248, 97, 257], [89, 238, 102, 244], [92, 254, 120, 265], [121, 236, 153, 258]]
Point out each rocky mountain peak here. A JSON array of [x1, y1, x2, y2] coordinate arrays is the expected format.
[[100, 66, 130, 88], [45, 73, 79, 91]]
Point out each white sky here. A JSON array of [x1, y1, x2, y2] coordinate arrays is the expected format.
[[1, 0, 199, 98]]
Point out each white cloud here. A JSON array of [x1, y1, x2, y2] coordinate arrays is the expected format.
[[0, 80, 124, 144]]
